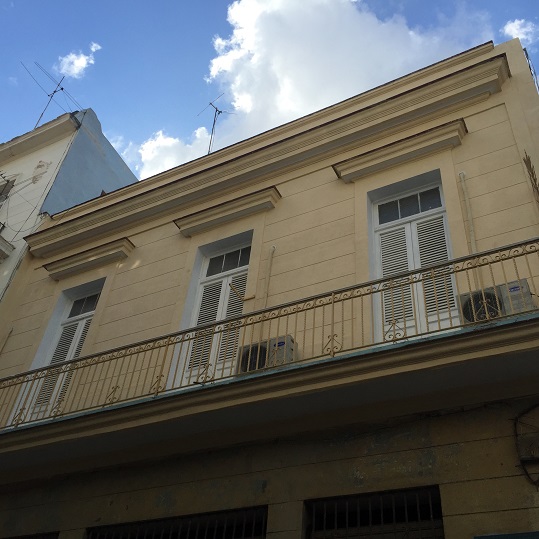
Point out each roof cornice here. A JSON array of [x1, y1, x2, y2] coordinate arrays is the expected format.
[[26, 54, 510, 258], [0, 113, 79, 164]]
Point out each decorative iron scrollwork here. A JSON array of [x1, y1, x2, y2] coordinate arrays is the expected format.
[[194, 363, 215, 385], [324, 334, 342, 357]]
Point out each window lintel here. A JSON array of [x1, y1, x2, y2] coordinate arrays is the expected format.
[[43, 238, 134, 280], [174, 187, 281, 238], [333, 119, 467, 183]]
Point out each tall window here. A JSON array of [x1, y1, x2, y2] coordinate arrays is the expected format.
[[32, 290, 101, 415], [374, 186, 455, 339], [189, 245, 251, 379]]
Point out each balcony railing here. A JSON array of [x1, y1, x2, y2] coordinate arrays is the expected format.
[[1, 239, 538, 430]]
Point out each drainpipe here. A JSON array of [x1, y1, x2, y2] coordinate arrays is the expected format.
[[459, 171, 483, 290], [263, 246, 276, 308], [459, 171, 477, 254]]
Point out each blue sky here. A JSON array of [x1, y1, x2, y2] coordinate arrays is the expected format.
[[1, 0, 538, 179]]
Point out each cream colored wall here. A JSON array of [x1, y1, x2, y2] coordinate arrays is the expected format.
[[453, 104, 539, 250], [260, 168, 355, 307], [1, 39, 539, 375], [0, 402, 537, 539]]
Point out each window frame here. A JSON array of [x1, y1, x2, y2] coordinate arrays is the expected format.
[[31, 278, 105, 371], [369, 177, 456, 339]]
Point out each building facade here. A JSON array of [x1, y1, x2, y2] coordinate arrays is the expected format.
[[0, 40, 538, 539]]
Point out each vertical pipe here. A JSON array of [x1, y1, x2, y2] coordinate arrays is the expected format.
[[459, 171, 477, 254], [263, 246, 276, 308]]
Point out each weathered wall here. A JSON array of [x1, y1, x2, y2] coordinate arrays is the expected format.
[[41, 109, 137, 216], [0, 135, 74, 301], [0, 402, 537, 539]]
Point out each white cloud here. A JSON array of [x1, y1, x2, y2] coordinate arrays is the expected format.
[[203, 0, 493, 149], [138, 129, 211, 179], [55, 42, 102, 79], [131, 0, 495, 179], [501, 19, 538, 46], [8, 76, 17, 86]]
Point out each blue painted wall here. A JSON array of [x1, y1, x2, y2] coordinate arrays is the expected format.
[[41, 109, 137, 215]]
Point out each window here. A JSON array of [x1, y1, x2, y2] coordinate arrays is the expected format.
[[373, 181, 456, 340], [188, 243, 251, 381], [87, 506, 267, 539], [31, 282, 103, 417], [305, 486, 444, 539], [0, 177, 15, 205]]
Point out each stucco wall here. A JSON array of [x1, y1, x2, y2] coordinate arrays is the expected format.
[[0, 134, 75, 301], [0, 401, 537, 539], [41, 109, 137, 216]]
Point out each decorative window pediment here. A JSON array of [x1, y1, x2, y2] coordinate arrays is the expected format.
[[43, 238, 134, 280], [333, 119, 467, 183], [174, 187, 281, 238]]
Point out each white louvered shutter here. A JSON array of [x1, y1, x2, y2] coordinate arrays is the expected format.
[[379, 226, 414, 325], [416, 215, 454, 315], [34, 317, 92, 408], [189, 281, 223, 369], [217, 272, 247, 364]]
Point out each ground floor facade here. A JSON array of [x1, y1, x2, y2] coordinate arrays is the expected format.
[[1, 396, 538, 539]]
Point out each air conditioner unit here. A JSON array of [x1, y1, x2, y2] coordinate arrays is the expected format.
[[457, 279, 534, 323], [238, 335, 297, 373]]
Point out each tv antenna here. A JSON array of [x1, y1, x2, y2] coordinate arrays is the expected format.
[[20, 62, 83, 129], [197, 93, 233, 154]]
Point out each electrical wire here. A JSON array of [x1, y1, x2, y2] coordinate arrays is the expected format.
[[20, 61, 51, 96], [34, 62, 83, 110], [20, 62, 71, 126], [4, 122, 80, 241]]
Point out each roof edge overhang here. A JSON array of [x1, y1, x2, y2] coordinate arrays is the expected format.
[[0, 112, 82, 164], [26, 53, 510, 258]]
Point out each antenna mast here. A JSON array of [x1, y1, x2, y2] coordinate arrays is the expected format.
[[21, 62, 83, 130], [34, 76, 65, 129], [197, 93, 233, 154]]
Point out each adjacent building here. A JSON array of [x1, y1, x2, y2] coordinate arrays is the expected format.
[[0, 108, 137, 303], [0, 40, 538, 539]]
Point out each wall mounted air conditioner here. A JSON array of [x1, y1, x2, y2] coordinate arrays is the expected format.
[[457, 279, 535, 323], [238, 335, 297, 373]]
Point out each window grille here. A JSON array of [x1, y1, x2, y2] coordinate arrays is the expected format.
[[305, 486, 444, 539], [0, 178, 15, 204], [87, 506, 267, 539], [2, 534, 58, 539]]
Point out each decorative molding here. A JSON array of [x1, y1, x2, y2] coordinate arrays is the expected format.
[[333, 120, 468, 183], [174, 187, 281, 237], [43, 238, 135, 280], [26, 55, 509, 258], [0, 235, 14, 260], [0, 112, 78, 163]]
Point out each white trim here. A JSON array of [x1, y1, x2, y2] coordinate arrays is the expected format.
[[179, 231, 253, 332], [370, 177, 457, 340], [31, 278, 105, 370]]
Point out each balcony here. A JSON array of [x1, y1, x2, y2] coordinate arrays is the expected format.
[[1, 238, 539, 433]]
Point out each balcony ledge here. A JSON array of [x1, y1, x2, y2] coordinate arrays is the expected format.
[[0, 313, 538, 486]]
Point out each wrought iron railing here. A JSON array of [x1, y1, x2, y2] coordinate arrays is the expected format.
[[1, 239, 538, 430]]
